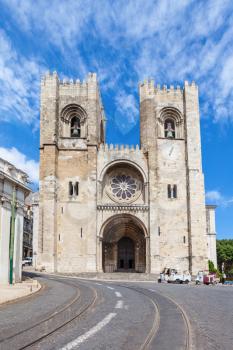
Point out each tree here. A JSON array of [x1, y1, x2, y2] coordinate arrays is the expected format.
[[216, 240, 233, 272], [208, 260, 217, 273]]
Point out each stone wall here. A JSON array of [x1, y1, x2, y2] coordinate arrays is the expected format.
[[38, 73, 216, 275], [139, 80, 209, 274], [96, 144, 149, 272], [38, 72, 104, 272]]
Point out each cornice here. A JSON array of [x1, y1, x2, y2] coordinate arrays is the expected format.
[[97, 204, 149, 212]]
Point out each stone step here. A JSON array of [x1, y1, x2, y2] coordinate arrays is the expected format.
[[58, 272, 158, 281]]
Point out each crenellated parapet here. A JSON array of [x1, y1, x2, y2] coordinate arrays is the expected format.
[[41, 71, 97, 84], [97, 143, 148, 186], [184, 80, 198, 90], [139, 79, 197, 102], [41, 71, 99, 100]]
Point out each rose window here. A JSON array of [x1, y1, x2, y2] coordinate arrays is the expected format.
[[110, 175, 137, 200]]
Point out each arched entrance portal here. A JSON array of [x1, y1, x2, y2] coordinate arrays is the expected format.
[[101, 215, 147, 273]]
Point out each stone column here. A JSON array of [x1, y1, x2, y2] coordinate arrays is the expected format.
[[97, 237, 103, 272]]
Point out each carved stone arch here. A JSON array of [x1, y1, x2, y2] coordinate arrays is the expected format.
[[99, 213, 149, 273], [99, 160, 147, 184], [98, 160, 148, 206], [60, 104, 87, 138], [99, 213, 149, 239], [157, 107, 184, 139], [60, 104, 87, 124]]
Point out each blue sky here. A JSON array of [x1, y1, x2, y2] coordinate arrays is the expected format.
[[0, 0, 232, 239]]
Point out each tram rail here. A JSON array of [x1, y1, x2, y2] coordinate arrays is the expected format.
[[0, 276, 97, 350]]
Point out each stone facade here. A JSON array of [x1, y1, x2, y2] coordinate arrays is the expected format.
[[38, 72, 217, 275], [0, 158, 30, 284]]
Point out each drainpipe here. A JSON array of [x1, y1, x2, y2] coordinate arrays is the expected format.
[[9, 187, 16, 284]]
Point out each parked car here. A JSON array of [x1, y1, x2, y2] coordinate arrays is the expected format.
[[22, 257, 33, 266], [158, 268, 191, 284]]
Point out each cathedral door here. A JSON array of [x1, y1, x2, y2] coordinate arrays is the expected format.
[[117, 237, 135, 271]]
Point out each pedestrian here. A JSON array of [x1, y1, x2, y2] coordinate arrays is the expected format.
[[222, 273, 226, 285]]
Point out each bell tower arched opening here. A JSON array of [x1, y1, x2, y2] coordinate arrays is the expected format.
[[101, 214, 147, 273]]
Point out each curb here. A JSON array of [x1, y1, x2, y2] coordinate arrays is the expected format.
[[0, 280, 42, 307]]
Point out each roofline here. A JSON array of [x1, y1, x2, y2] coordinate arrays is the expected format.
[[0, 157, 28, 177], [0, 170, 31, 193]]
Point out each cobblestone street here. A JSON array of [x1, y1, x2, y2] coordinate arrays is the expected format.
[[150, 283, 233, 350], [0, 274, 232, 349]]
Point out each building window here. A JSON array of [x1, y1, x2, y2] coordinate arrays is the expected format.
[[168, 184, 172, 198], [69, 181, 79, 197], [69, 181, 73, 196], [70, 116, 81, 137], [168, 184, 177, 199], [183, 236, 186, 244], [164, 118, 175, 138], [74, 182, 79, 196], [110, 175, 137, 200]]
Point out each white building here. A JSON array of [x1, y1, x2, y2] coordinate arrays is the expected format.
[[0, 158, 30, 284], [25, 192, 39, 268]]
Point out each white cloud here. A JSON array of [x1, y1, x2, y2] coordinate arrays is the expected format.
[[206, 190, 233, 207], [114, 91, 138, 133], [219, 55, 233, 98], [2, 0, 233, 129], [206, 190, 223, 202], [0, 30, 44, 127], [0, 147, 39, 183], [2, 0, 92, 51]]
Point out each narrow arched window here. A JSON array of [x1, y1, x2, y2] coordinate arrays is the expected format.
[[167, 184, 177, 199], [70, 117, 81, 137], [168, 184, 172, 198], [69, 181, 73, 196], [164, 118, 175, 138], [100, 120, 104, 143], [68, 181, 79, 197]]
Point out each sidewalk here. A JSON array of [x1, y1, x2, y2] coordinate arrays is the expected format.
[[0, 277, 41, 305]]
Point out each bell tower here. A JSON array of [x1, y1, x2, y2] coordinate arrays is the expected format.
[[38, 72, 105, 272], [139, 80, 208, 275]]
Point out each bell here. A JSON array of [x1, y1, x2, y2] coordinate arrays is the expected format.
[[167, 130, 174, 138], [72, 128, 79, 136]]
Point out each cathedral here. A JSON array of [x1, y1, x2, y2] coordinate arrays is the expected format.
[[38, 72, 217, 276]]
